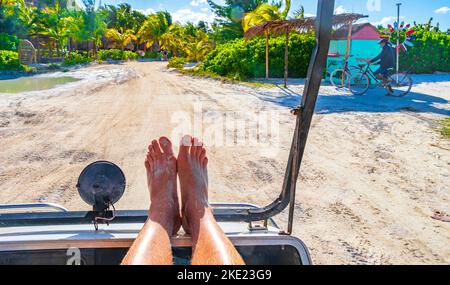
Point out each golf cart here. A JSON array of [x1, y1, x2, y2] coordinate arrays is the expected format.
[[0, 0, 335, 265]]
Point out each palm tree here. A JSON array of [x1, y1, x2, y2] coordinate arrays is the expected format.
[[137, 11, 170, 51], [160, 23, 186, 56], [79, 0, 106, 57], [35, 3, 79, 57], [15, 0, 37, 33], [183, 30, 213, 62], [242, 4, 280, 32], [293, 5, 305, 19], [241, 0, 291, 79], [105, 28, 136, 50], [242, 0, 291, 32]]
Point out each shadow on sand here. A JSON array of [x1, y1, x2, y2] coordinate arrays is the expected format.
[[256, 84, 450, 117]]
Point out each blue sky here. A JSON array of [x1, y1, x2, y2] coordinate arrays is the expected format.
[[88, 0, 450, 30]]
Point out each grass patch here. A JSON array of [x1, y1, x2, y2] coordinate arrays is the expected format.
[[244, 81, 276, 88], [172, 64, 276, 88], [441, 117, 450, 139]]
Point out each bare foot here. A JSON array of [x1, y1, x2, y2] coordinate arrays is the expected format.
[[177, 135, 209, 233], [145, 137, 181, 235]]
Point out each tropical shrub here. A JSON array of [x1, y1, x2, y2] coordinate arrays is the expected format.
[[398, 27, 450, 73], [0, 50, 26, 71], [62, 51, 93, 66], [441, 117, 450, 139], [0, 33, 19, 51], [98, 49, 138, 61], [168, 57, 186, 69], [201, 32, 315, 79], [144, 51, 159, 58]]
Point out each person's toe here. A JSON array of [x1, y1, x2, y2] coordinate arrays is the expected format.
[[202, 157, 208, 167], [159, 136, 174, 156], [191, 137, 202, 156], [152, 140, 162, 156], [145, 155, 153, 172], [195, 139, 203, 158], [179, 135, 192, 157], [199, 148, 206, 161]]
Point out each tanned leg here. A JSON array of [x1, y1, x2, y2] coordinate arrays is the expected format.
[[177, 135, 245, 265], [122, 137, 181, 265]]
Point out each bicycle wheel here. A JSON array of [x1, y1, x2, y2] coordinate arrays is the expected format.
[[349, 72, 370, 95], [330, 69, 350, 88], [388, 73, 413, 97]]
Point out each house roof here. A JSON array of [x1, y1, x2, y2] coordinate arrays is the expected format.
[[332, 23, 381, 40]]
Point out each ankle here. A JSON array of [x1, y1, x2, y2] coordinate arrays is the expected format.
[[183, 198, 209, 218], [148, 206, 176, 233]]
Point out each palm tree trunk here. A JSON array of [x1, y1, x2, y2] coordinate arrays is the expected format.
[[284, 28, 289, 88], [266, 30, 269, 80], [93, 41, 97, 59]]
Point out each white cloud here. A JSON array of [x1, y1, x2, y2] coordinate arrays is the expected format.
[[172, 8, 215, 24], [135, 8, 155, 16], [371, 16, 405, 27], [335, 5, 347, 15], [435, 6, 450, 14], [190, 0, 207, 7]]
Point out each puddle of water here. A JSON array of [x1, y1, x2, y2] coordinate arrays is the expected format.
[[0, 76, 81, 93]]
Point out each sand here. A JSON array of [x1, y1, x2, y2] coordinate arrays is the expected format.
[[0, 61, 449, 264]]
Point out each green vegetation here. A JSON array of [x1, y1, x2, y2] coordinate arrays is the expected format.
[[0, 50, 27, 71], [98, 49, 138, 61], [0, 33, 19, 51], [201, 33, 315, 79], [208, 0, 279, 42], [143, 51, 159, 59], [1, 0, 449, 80], [242, 0, 290, 32], [441, 117, 450, 139], [62, 51, 93, 66], [168, 57, 187, 69], [0, 0, 213, 69], [396, 19, 450, 73]]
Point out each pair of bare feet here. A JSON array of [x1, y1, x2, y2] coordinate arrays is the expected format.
[[122, 135, 244, 265], [145, 135, 209, 236]]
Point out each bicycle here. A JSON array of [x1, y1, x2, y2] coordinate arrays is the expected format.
[[348, 62, 413, 97], [329, 55, 368, 89]]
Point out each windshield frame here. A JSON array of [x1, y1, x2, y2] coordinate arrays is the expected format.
[[210, 0, 336, 233]]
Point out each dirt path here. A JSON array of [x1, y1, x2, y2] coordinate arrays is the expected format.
[[0, 62, 449, 264]]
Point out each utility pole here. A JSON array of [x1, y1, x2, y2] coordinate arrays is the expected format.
[[396, 3, 401, 75]]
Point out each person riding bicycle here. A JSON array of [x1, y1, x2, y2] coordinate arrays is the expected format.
[[367, 38, 395, 81]]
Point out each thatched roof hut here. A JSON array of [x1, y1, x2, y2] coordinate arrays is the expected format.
[[244, 13, 368, 86]]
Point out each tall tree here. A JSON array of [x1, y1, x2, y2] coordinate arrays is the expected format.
[[207, 0, 270, 41], [79, 0, 106, 57], [137, 11, 170, 50], [242, 0, 291, 31], [36, 2, 76, 56], [293, 5, 305, 19], [105, 28, 136, 50]]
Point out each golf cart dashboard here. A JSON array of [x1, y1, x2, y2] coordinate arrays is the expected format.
[[0, 160, 311, 265], [0, 214, 311, 265], [0, 244, 303, 265]]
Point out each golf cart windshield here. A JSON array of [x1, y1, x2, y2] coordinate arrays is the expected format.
[[0, 1, 335, 236]]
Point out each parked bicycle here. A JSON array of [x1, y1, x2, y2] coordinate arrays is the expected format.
[[329, 55, 370, 89], [349, 62, 413, 97], [329, 55, 354, 88]]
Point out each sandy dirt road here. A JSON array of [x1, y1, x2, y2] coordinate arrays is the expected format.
[[0, 61, 449, 264]]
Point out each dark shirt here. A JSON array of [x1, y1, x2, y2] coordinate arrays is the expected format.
[[370, 44, 395, 70]]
